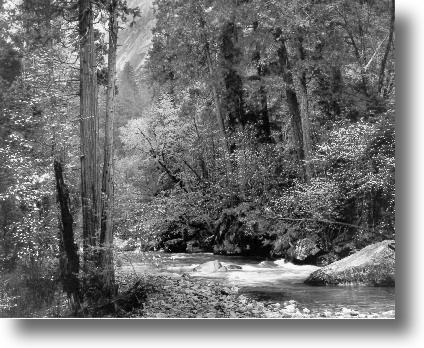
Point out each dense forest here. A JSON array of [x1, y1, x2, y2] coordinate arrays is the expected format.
[[0, 0, 395, 318]]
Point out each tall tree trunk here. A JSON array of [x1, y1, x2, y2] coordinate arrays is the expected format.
[[275, 33, 305, 172], [221, 19, 244, 149], [54, 160, 80, 312], [252, 23, 271, 143], [206, 44, 227, 141], [294, 35, 313, 183], [258, 85, 271, 142], [79, 0, 99, 268], [100, 0, 118, 298], [378, 0, 395, 96], [197, 11, 226, 140], [195, 5, 232, 177]]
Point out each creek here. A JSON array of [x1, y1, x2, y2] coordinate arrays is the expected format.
[[120, 251, 395, 316]]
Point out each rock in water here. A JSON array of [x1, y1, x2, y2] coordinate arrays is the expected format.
[[304, 240, 395, 286], [193, 260, 228, 273], [222, 263, 242, 270], [288, 238, 321, 263]]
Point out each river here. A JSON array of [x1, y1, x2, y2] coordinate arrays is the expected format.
[[119, 251, 395, 316]]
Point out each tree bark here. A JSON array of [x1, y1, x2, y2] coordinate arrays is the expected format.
[[100, 0, 118, 298], [79, 0, 99, 268], [54, 160, 81, 312], [221, 20, 244, 146], [197, 14, 226, 140], [294, 35, 313, 183], [252, 24, 271, 143], [276, 34, 305, 169]]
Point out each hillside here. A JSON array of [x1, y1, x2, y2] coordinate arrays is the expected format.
[[117, 0, 155, 73]]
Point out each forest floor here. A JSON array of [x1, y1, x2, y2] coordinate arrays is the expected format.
[[115, 273, 395, 319]]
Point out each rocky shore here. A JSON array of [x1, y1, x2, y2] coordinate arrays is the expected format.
[[117, 273, 395, 319]]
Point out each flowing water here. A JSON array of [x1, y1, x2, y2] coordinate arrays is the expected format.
[[120, 252, 395, 316]]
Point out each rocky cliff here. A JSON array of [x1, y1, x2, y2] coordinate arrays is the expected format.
[[117, 0, 155, 73]]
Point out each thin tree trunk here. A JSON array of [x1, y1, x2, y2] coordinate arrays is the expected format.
[[204, 39, 225, 139], [378, 0, 395, 95], [100, 0, 118, 298], [54, 160, 80, 312], [79, 0, 99, 267], [258, 84, 271, 142], [195, 6, 232, 179], [337, 7, 369, 96], [197, 10, 228, 150]]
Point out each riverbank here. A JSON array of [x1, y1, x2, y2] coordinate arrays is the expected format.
[[116, 273, 395, 319]]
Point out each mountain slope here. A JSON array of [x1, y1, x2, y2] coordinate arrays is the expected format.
[[117, 0, 155, 73]]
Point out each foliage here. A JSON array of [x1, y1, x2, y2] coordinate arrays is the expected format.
[[114, 0, 395, 260]]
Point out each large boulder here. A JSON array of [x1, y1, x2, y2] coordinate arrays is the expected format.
[[304, 240, 395, 286]]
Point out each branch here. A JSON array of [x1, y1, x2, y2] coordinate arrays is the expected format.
[[182, 158, 203, 183], [270, 215, 372, 232], [363, 35, 388, 71]]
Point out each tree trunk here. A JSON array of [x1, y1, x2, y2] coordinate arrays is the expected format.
[[100, 0, 118, 298], [275, 34, 305, 172], [197, 15, 226, 140], [221, 20, 244, 146], [258, 84, 271, 142], [378, 0, 395, 96], [253, 24, 271, 143], [54, 160, 81, 312], [286, 89, 304, 161], [79, 0, 99, 270], [294, 35, 313, 182], [195, 6, 232, 177]]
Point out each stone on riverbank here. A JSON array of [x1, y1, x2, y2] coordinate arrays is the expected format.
[[112, 271, 394, 318], [304, 240, 395, 286]]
